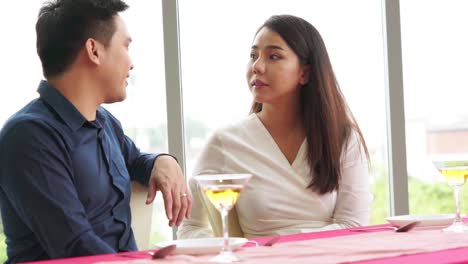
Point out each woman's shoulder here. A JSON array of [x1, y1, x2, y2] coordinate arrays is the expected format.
[[213, 113, 259, 138], [347, 127, 361, 145], [203, 114, 263, 150], [342, 127, 368, 164]]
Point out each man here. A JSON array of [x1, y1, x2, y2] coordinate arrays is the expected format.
[[0, 0, 191, 263]]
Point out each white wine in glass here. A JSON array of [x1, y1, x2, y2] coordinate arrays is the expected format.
[[195, 174, 252, 263], [434, 160, 468, 233]]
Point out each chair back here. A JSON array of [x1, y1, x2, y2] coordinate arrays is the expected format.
[[130, 182, 153, 249]]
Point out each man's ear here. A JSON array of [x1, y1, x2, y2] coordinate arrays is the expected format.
[[84, 38, 102, 65], [299, 64, 311, 85]]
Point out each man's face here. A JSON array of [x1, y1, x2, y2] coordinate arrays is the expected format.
[[99, 15, 133, 104]]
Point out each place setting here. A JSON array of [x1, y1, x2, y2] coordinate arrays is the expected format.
[[98, 160, 468, 264], [120, 173, 254, 263], [364, 157, 468, 234]]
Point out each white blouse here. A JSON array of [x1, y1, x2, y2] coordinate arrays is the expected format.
[[178, 114, 371, 238]]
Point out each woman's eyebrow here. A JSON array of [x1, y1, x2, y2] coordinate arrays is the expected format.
[[251, 44, 284, 51]]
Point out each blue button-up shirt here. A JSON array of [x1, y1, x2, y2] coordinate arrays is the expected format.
[[0, 81, 158, 263]]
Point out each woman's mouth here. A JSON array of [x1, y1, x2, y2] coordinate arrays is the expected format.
[[252, 79, 268, 88]]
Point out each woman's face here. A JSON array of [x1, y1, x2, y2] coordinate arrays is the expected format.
[[246, 27, 308, 105]]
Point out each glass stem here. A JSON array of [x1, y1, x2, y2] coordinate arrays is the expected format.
[[220, 208, 231, 253], [453, 186, 462, 223]]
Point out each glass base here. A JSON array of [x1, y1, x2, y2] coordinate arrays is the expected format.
[[443, 222, 468, 233], [209, 251, 242, 263]]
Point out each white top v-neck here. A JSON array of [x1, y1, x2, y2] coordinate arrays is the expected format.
[[178, 114, 371, 238], [254, 115, 306, 168]]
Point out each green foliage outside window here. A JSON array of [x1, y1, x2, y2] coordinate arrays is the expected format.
[[0, 234, 5, 262], [369, 173, 462, 225]]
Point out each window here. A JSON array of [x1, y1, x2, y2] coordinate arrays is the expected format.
[[106, 0, 173, 246], [400, 0, 468, 214], [179, 0, 390, 224], [0, 2, 171, 259], [0, 2, 44, 261]]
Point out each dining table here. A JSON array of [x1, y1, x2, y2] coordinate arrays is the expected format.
[[21, 222, 468, 264]]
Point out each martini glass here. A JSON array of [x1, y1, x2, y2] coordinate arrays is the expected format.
[[194, 174, 252, 262], [433, 159, 468, 233]]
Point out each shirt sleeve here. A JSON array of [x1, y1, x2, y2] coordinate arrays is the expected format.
[[120, 134, 158, 185], [102, 108, 158, 185], [327, 130, 372, 229], [0, 120, 115, 258]]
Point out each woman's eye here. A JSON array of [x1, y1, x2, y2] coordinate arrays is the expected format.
[[270, 54, 280, 60], [250, 53, 257, 60]]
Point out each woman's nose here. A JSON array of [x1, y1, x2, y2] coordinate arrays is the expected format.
[[252, 58, 265, 74]]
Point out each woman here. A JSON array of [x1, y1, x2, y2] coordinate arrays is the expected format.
[[178, 14, 371, 239]]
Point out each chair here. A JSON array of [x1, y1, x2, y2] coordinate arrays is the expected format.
[[130, 182, 153, 250]]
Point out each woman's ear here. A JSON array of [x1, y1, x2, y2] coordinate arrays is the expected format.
[[299, 64, 311, 85], [84, 38, 102, 65]]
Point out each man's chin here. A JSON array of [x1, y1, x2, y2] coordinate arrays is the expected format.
[[116, 95, 127, 103], [104, 94, 127, 104]]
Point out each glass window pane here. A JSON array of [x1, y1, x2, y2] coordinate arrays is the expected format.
[[0, 2, 43, 126], [401, 0, 468, 214], [179, 0, 389, 225], [0, 2, 44, 262], [0, 1, 170, 258], [108, 0, 172, 246]]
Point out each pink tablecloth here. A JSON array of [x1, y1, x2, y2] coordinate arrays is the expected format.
[[23, 225, 468, 264]]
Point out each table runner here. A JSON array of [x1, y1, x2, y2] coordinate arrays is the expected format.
[[93, 227, 468, 264]]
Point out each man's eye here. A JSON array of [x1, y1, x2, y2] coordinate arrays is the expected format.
[[270, 54, 280, 60], [250, 53, 258, 60]]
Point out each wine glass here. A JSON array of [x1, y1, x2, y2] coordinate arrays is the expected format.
[[433, 159, 468, 233], [194, 173, 252, 263]]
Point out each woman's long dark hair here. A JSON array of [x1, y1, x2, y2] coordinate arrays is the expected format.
[[250, 15, 369, 194]]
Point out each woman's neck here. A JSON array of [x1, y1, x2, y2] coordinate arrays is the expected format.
[[257, 103, 304, 136]]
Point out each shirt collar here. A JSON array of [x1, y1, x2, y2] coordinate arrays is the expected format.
[[93, 107, 108, 129], [37, 80, 88, 131]]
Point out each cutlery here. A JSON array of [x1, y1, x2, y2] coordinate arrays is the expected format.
[[395, 221, 420, 232], [152, 244, 177, 259], [262, 235, 281, 246], [118, 244, 176, 259], [350, 221, 421, 233]]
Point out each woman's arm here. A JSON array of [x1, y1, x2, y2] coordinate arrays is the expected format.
[[177, 177, 214, 238], [177, 133, 224, 238], [329, 131, 372, 229]]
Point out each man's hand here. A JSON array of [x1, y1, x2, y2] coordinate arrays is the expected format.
[[146, 155, 192, 227]]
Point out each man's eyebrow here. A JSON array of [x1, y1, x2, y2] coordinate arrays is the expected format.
[[251, 44, 284, 50]]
